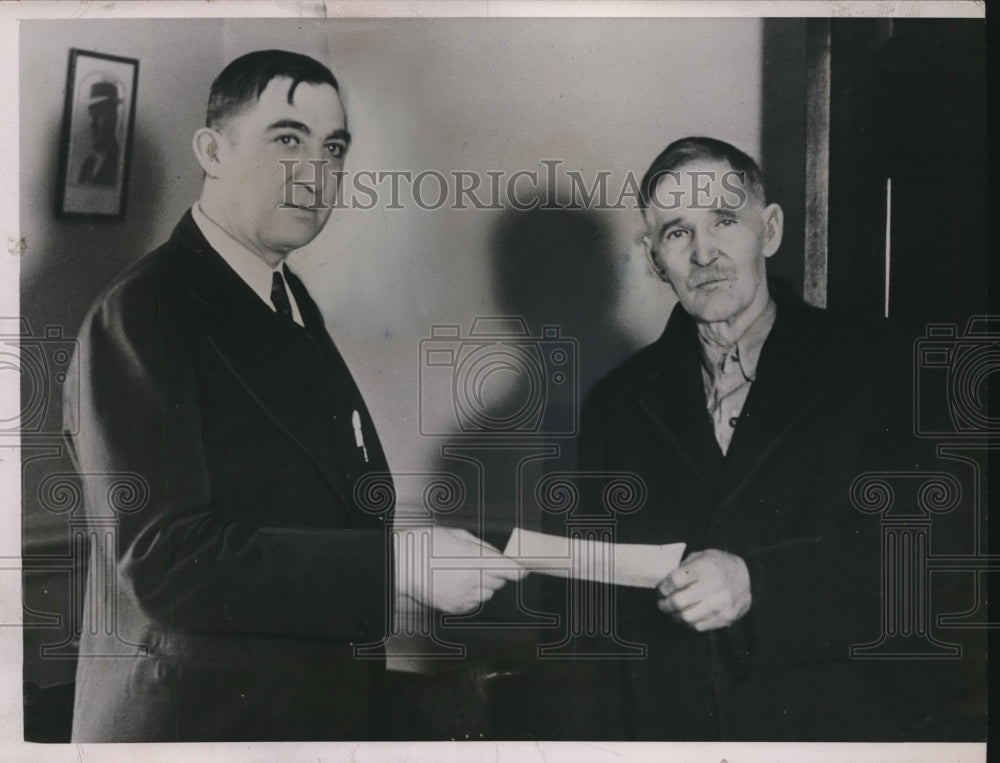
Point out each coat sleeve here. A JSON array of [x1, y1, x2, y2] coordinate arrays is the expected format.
[[64, 273, 390, 643]]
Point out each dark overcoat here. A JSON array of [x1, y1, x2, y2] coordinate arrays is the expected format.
[[65, 211, 394, 741], [546, 279, 983, 741]]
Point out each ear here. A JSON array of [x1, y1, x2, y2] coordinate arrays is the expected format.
[[640, 234, 670, 283], [761, 202, 784, 258], [192, 127, 224, 179]]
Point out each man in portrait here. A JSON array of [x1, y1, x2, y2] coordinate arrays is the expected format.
[[64, 49, 517, 742], [76, 80, 121, 186]]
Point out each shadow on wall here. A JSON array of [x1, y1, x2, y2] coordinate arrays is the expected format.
[[20, 120, 166, 744], [392, 202, 636, 739], [490, 203, 636, 399], [428, 201, 635, 547]]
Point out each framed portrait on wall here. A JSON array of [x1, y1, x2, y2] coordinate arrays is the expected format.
[[55, 48, 139, 219]]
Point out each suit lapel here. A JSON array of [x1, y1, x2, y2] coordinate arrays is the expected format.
[[719, 287, 833, 505], [632, 285, 836, 508], [635, 305, 726, 497], [167, 213, 359, 516]]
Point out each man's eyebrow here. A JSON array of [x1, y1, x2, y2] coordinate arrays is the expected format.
[[266, 119, 311, 134], [656, 217, 683, 240], [711, 207, 739, 217], [325, 128, 352, 144]]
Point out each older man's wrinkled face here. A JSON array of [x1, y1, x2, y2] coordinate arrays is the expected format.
[[641, 160, 783, 326]]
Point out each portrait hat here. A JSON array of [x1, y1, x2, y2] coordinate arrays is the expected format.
[[86, 80, 121, 107]]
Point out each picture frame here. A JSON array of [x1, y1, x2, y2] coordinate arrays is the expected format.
[[55, 48, 139, 219]]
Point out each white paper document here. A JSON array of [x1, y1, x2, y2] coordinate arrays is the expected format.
[[502, 528, 686, 588]]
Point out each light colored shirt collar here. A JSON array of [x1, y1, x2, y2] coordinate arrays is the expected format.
[[698, 297, 777, 385], [191, 203, 304, 326]]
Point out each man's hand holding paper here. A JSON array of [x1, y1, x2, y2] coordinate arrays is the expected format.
[[656, 549, 752, 631], [395, 526, 523, 614]]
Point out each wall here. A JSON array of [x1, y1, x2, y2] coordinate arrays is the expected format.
[[20, 20, 223, 316], [220, 17, 765, 479], [19, 19, 226, 689], [19, 17, 770, 687]]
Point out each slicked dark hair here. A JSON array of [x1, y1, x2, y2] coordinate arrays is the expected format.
[[639, 136, 766, 210], [206, 50, 340, 129]]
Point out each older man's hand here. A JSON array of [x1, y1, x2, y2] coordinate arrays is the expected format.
[[656, 549, 751, 631]]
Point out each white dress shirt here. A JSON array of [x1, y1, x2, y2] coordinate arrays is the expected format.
[[191, 203, 305, 327]]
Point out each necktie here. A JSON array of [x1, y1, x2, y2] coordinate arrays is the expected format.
[[270, 269, 294, 320]]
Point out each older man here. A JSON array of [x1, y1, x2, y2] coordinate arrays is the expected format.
[[65, 49, 516, 742], [545, 137, 983, 741]]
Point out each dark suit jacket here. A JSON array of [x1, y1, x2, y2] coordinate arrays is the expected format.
[[65, 211, 394, 741], [545, 279, 983, 741]]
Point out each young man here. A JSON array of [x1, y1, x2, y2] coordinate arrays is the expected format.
[[66, 50, 515, 742]]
